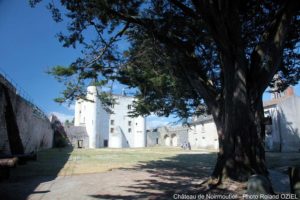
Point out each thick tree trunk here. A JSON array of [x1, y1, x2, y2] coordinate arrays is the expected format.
[[209, 48, 267, 181], [212, 98, 267, 181], [211, 54, 268, 182]]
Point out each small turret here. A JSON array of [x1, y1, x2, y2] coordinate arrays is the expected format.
[[85, 85, 99, 148]]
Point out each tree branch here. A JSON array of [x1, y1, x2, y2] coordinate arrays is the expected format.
[[169, 0, 199, 19], [250, 1, 300, 95], [107, 7, 219, 105], [85, 23, 129, 68]]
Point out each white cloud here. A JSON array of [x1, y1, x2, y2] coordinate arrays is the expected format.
[[62, 103, 75, 111], [49, 112, 74, 123]]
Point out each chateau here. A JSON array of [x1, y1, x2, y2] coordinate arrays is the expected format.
[[73, 86, 146, 148], [147, 87, 300, 152], [70, 85, 299, 152]]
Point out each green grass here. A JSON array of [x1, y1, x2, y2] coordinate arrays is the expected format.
[[11, 147, 213, 177], [10, 147, 300, 178]]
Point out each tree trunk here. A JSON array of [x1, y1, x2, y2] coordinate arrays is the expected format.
[[211, 55, 268, 182], [212, 99, 267, 181]]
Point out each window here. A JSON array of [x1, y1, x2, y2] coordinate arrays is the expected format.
[[110, 128, 114, 133], [111, 120, 114, 125], [156, 138, 159, 144], [128, 121, 132, 126], [128, 105, 132, 110], [128, 128, 131, 133]]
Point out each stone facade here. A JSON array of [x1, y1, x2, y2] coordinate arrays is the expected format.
[[74, 86, 146, 148], [188, 115, 219, 150], [147, 87, 300, 152], [64, 125, 89, 148], [264, 88, 300, 152], [0, 74, 53, 155], [146, 129, 159, 147], [147, 126, 189, 147]]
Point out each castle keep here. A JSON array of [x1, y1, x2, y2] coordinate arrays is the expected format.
[[74, 86, 146, 148]]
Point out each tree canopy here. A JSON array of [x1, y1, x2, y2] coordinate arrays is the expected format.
[[31, 0, 300, 120]]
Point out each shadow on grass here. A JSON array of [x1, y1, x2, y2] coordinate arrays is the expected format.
[[0, 147, 73, 200], [90, 152, 238, 200]]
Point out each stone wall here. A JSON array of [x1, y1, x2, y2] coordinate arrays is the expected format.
[[64, 125, 89, 148], [0, 74, 53, 155], [147, 126, 189, 147], [188, 120, 219, 150], [159, 126, 189, 147], [146, 129, 159, 147]]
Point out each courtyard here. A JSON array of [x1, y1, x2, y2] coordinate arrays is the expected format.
[[0, 147, 299, 200]]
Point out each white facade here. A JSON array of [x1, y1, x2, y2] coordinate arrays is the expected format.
[[188, 116, 219, 150], [74, 86, 146, 148], [185, 87, 300, 152], [264, 95, 300, 152]]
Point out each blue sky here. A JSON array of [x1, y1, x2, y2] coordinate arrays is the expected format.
[[0, 1, 299, 128], [0, 0, 174, 128]]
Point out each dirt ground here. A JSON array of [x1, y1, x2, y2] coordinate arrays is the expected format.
[[0, 147, 298, 200]]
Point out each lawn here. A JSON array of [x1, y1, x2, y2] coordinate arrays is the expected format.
[[5, 147, 300, 199], [11, 147, 216, 177], [10, 147, 300, 178]]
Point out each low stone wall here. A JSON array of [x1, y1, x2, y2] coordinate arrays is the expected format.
[[64, 125, 89, 148], [0, 74, 53, 155], [147, 126, 189, 147]]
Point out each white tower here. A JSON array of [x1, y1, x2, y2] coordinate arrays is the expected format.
[[133, 116, 146, 147], [85, 86, 99, 148], [73, 87, 146, 149], [74, 99, 82, 126]]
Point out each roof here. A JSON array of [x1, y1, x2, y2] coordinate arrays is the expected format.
[[112, 94, 135, 99], [263, 95, 292, 108], [64, 125, 88, 137], [191, 115, 214, 125]]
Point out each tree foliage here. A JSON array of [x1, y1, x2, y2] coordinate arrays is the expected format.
[[31, 0, 300, 120]]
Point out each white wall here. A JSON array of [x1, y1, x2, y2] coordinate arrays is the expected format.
[[264, 96, 300, 152], [74, 87, 146, 148], [188, 121, 218, 150], [108, 95, 146, 148], [74, 100, 82, 126], [133, 116, 146, 147], [277, 96, 300, 152]]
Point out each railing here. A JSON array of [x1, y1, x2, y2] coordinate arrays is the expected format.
[[0, 68, 48, 120]]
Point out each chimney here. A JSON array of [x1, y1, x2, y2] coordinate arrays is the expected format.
[[285, 86, 294, 97]]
